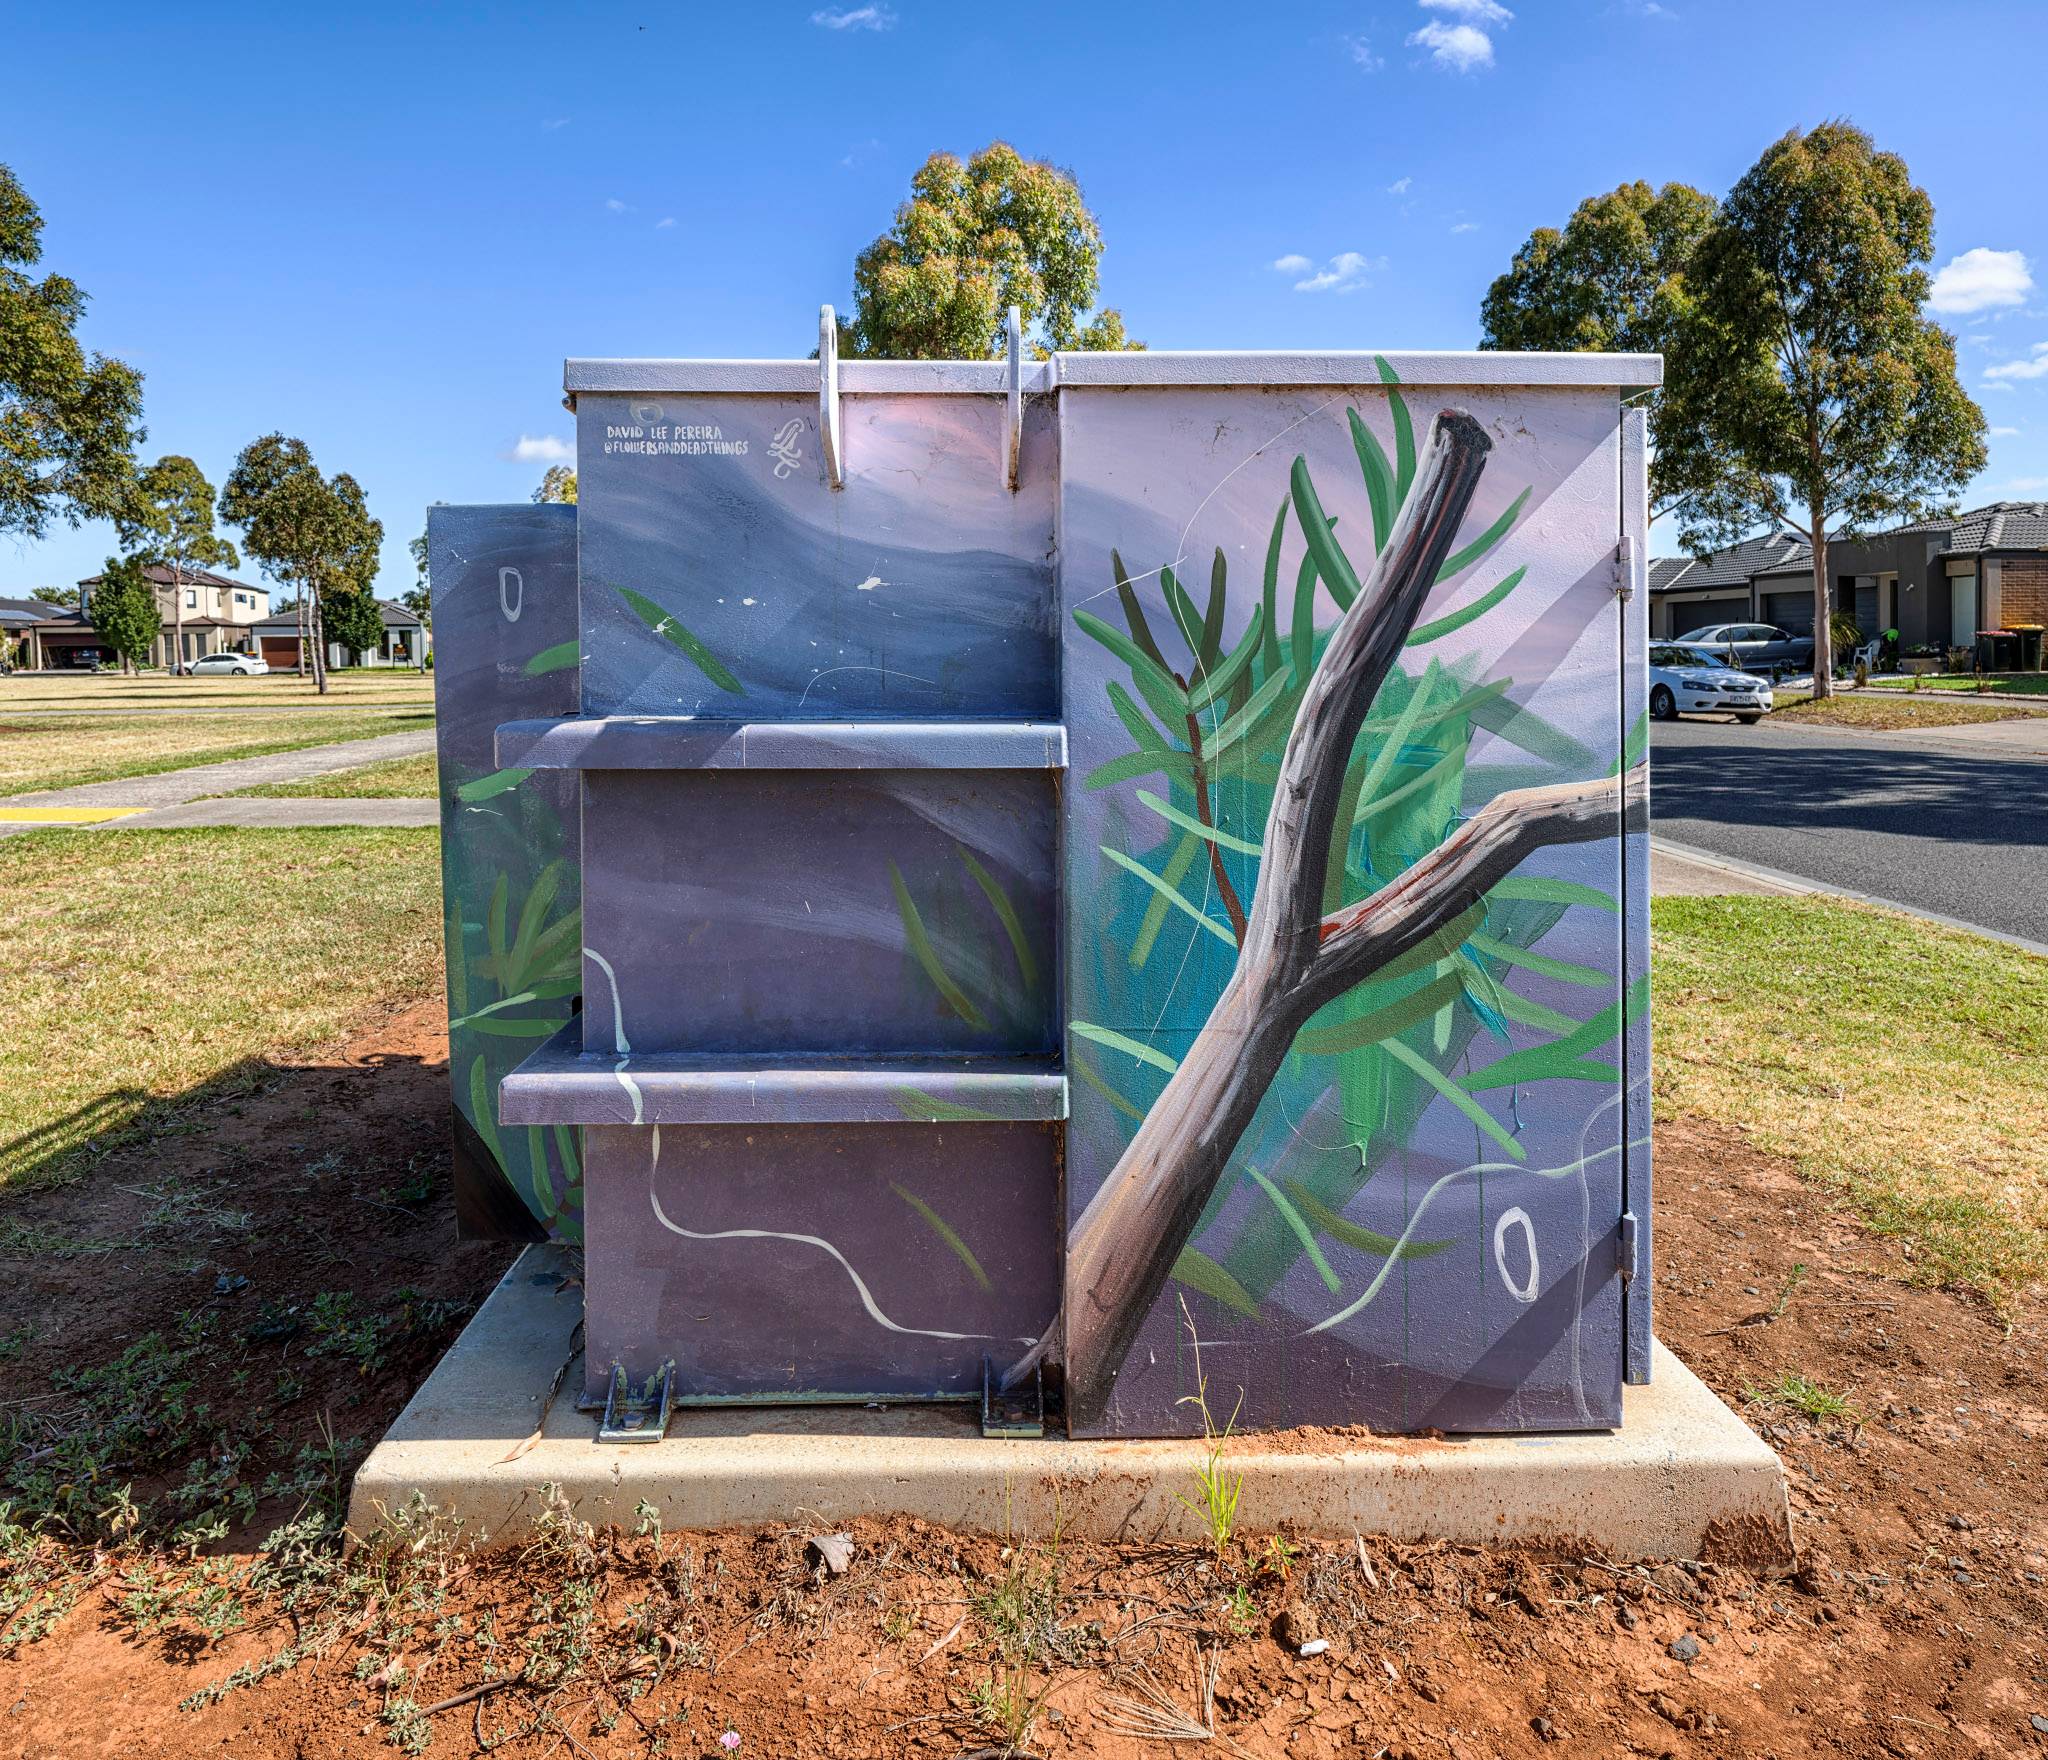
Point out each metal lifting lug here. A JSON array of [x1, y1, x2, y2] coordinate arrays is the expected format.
[[1618, 1212, 1641, 1286]]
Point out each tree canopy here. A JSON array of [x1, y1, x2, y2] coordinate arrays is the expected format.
[[219, 434, 383, 689], [1479, 180, 1714, 359], [0, 163, 147, 538], [119, 454, 239, 577], [87, 554, 161, 670], [838, 143, 1140, 359], [533, 464, 576, 503]]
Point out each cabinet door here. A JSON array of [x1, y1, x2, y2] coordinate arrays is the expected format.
[[1056, 377, 1631, 1437]]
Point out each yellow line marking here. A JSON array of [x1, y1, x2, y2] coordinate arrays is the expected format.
[[0, 806, 148, 824]]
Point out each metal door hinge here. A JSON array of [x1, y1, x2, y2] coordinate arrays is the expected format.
[[982, 1354, 1044, 1439], [1614, 535, 1636, 601], [598, 1360, 675, 1443], [1618, 1212, 1640, 1286]]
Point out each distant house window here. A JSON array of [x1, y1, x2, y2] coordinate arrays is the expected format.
[[185, 589, 197, 607]]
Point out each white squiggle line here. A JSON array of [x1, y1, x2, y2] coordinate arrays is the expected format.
[[582, 946, 640, 1120], [796, 665, 939, 711], [1304, 1115, 1650, 1335], [646, 1128, 992, 1343]]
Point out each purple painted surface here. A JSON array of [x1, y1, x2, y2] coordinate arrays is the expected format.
[[581, 1122, 1061, 1404], [579, 768, 1059, 1060]]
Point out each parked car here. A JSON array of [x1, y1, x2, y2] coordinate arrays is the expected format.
[[1648, 644, 1774, 724], [1673, 622, 1814, 678], [189, 651, 270, 676]]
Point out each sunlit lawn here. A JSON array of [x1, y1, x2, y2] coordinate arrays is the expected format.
[[0, 671, 434, 711], [1652, 894, 2048, 1308], [0, 827, 443, 1188]]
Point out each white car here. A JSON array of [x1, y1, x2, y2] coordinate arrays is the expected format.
[[188, 651, 270, 676], [1649, 643, 1773, 725]]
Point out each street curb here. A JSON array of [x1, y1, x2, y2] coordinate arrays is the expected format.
[[1650, 836, 2048, 960]]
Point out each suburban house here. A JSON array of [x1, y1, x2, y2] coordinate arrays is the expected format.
[[59, 564, 273, 671], [1650, 501, 2048, 655], [246, 599, 430, 671], [1, 596, 75, 668]]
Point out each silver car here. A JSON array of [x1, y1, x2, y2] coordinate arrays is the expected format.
[[188, 651, 270, 676], [1673, 622, 1814, 678]]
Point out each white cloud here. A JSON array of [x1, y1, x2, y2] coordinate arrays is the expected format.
[[1984, 342, 2048, 382], [1387, 176, 1412, 196], [508, 435, 574, 463], [542, 116, 571, 131], [1450, 220, 1479, 234], [1419, 0, 1511, 19], [1344, 33, 1383, 70], [655, 216, 676, 229], [1928, 248, 2033, 314], [811, 4, 896, 27], [605, 197, 629, 213], [1998, 474, 2048, 493], [1408, 19, 1496, 70], [1989, 425, 2021, 437], [1285, 251, 1385, 294], [1271, 253, 1314, 274]]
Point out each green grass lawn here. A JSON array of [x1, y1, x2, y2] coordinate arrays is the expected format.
[[0, 671, 435, 712], [1652, 894, 2048, 1308], [1866, 673, 2048, 696], [229, 750, 439, 799], [0, 710, 433, 797], [0, 827, 444, 1188]]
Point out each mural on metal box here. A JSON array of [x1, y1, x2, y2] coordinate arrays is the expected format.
[[1046, 365, 1645, 1437], [428, 502, 586, 1242], [566, 391, 1066, 1405]]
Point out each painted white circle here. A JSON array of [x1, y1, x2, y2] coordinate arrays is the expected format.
[[632, 401, 664, 424], [1492, 1206, 1540, 1304], [498, 566, 524, 623]]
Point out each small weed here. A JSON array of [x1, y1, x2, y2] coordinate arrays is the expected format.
[[1173, 1299, 1243, 1558], [1222, 1583, 1257, 1636], [1745, 1371, 1859, 1424], [971, 1657, 1056, 1756], [1258, 1534, 1300, 1582], [1770, 1262, 1809, 1319], [634, 1498, 664, 1542]]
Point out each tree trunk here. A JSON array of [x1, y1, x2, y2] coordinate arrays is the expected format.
[[295, 586, 309, 679], [1006, 409, 1651, 1428], [1810, 519, 1833, 699], [311, 593, 330, 694]]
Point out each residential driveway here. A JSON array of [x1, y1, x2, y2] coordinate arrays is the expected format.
[[1649, 716, 2048, 944]]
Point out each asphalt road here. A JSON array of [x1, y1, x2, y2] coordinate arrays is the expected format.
[[1649, 715, 2048, 945]]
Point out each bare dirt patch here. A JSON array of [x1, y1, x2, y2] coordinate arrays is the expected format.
[[2, 1012, 2045, 1757]]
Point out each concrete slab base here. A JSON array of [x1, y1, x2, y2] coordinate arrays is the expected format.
[[349, 1246, 1792, 1565]]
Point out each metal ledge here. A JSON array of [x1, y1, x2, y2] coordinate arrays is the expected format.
[[494, 717, 1067, 772], [500, 1024, 1068, 1126]]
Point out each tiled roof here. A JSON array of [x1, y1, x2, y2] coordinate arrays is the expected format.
[[76, 563, 262, 592], [1648, 533, 1808, 594], [1648, 557, 1696, 591], [1874, 502, 2048, 552]]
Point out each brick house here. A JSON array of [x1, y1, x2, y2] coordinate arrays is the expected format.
[[69, 564, 272, 670]]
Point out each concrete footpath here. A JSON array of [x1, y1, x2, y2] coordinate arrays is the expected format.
[[349, 1246, 1792, 1563], [0, 726, 436, 838], [105, 796, 438, 830]]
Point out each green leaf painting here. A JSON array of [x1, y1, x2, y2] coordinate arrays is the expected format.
[[614, 583, 742, 692]]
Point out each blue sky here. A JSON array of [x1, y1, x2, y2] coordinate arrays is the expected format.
[[7, 0, 2044, 596]]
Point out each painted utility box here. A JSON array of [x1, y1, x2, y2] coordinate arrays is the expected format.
[[434, 339, 1657, 1440]]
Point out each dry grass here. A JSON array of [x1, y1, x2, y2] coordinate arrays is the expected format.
[[1651, 894, 2048, 1307], [230, 751, 439, 800], [0, 710, 432, 797], [1771, 694, 2035, 731], [0, 672, 434, 712], [0, 827, 444, 1188]]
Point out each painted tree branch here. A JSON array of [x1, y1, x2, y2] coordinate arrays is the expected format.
[[1019, 408, 1644, 1429]]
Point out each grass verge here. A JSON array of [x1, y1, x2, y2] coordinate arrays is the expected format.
[[1866, 674, 2048, 697], [0, 672, 434, 712], [0, 826, 443, 1188], [1770, 693, 2035, 731], [230, 751, 439, 800], [1651, 894, 2048, 1308], [0, 710, 432, 797]]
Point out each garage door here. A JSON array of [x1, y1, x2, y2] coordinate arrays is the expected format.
[[1668, 595, 1748, 637], [1760, 591, 1813, 635], [260, 638, 300, 670]]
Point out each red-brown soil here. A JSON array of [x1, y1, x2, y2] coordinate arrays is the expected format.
[[2, 1016, 2045, 1759]]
